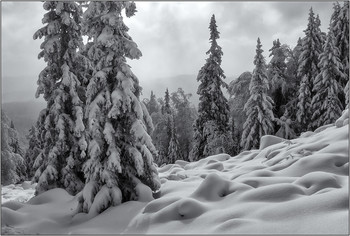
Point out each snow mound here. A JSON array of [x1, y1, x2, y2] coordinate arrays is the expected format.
[[1, 121, 348, 234], [135, 182, 154, 202], [27, 188, 73, 205], [191, 173, 233, 201], [259, 135, 285, 149]]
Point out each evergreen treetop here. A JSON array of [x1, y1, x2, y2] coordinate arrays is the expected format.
[[196, 14, 229, 132], [162, 88, 171, 115], [147, 91, 160, 115], [268, 38, 287, 86], [207, 14, 223, 65]]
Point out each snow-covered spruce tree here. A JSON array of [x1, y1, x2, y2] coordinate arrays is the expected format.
[[268, 39, 288, 123], [316, 14, 327, 44], [1, 116, 17, 185], [164, 88, 172, 149], [285, 38, 302, 87], [228, 117, 240, 156], [339, 1, 349, 107], [345, 81, 349, 107], [164, 115, 172, 163], [228, 71, 251, 137], [1, 112, 26, 184], [171, 88, 197, 161], [161, 88, 171, 115], [296, 8, 324, 132], [333, 1, 349, 89], [240, 38, 275, 150], [150, 115, 168, 166], [190, 14, 230, 161], [146, 91, 160, 115], [281, 38, 303, 133], [78, 2, 160, 215], [8, 122, 26, 183], [8, 122, 24, 158], [162, 88, 172, 160], [275, 110, 297, 139], [167, 115, 182, 164], [151, 89, 173, 165], [310, 30, 345, 128], [268, 39, 286, 87], [24, 126, 42, 179], [330, 2, 341, 36], [31, 109, 47, 182], [152, 88, 196, 164], [32, 1, 87, 195], [328, 1, 349, 108]]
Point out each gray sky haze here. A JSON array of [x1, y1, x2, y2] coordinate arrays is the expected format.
[[1, 1, 334, 103]]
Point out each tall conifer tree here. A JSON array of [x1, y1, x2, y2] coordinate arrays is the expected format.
[[268, 39, 286, 86], [296, 8, 324, 131], [24, 126, 41, 179], [79, 2, 160, 215], [152, 88, 172, 165], [147, 91, 160, 115], [1, 112, 26, 184], [345, 81, 349, 107], [334, 1, 349, 87], [268, 39, 287, 121], [330, 1, 349, 107], [310, 30, 345, 127], [161, 88, 171, 115], [241, 38, 275, 150], [190, 14, 230, 161], [167, 115, 182, 164], [171, 88, 197, 161], [33, 1, 88, 195]]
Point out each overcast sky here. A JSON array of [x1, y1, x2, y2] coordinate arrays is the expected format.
[[1, 1, 334, 103]]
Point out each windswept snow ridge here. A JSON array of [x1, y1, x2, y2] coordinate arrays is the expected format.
[[1, 115, 349, 234]]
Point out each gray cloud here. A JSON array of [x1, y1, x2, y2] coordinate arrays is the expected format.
[[2, 1, 334, 103], [2, 2, 46, 103]]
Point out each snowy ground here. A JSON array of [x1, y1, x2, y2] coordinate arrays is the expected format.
[[1, 110, 349, 234], [1, 182, 36, 204]]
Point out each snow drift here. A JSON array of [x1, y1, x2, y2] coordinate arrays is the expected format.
[[1, 111, 349, 234]]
